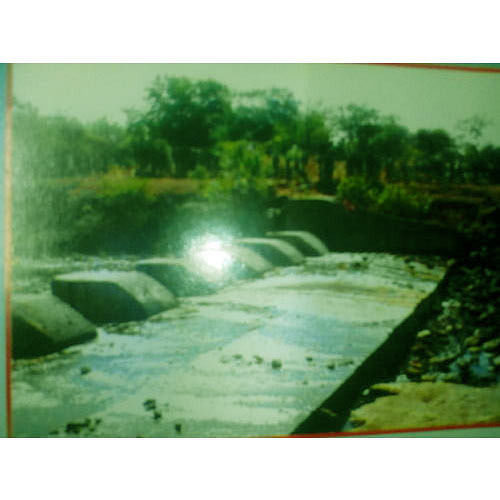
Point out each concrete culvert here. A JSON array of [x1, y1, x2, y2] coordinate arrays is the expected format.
[[236, 238, 304, 267], [266, 230, 329, 257], [12, 293, 97, 359], [136, 258, 221, 297], [224, 245, 274, 278], [51, 270, 177, 323]]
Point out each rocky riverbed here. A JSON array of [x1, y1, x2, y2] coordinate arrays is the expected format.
[[344, 211, 500, 433]]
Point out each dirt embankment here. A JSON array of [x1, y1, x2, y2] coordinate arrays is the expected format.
[[345, 208, 500, 433]]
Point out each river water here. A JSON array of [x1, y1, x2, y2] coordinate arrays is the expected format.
[[11, 252, 446, 437]]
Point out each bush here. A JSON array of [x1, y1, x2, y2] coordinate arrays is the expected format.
[[375, 184, 431, 219], [188, 164, 211, 180], [199, 141, 275, 204], [336, 176, 378, 211]]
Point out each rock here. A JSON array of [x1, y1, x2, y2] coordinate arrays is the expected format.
[[52, 271, 177, 323], [136, 258, 220, 297], [64, 418, 101, 435], [442, 299, 461, 310], [236, 238, 305, 267], [410, 342, 426, 353], [265, 231, 329, 256], [456, 352, 474, 368], [439, 372, 462, 383], [429, 353, 458, 367], [464, 335, 480, 347], [482, 337, 500, 352], [416, 329, 432, 339], [348, 382, 500, 432], [468, 352, 496, 384], [468, 346, 481, 353], [271, 359, 282, 369], [370, 383, 401, 395], [143, 399, 156, 411], [336, 358, 355, 367], [474, 328, 495, 341], [12, 293, 97, 359]]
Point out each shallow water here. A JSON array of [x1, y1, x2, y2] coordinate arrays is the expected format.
[[11, 252, 446, 437]]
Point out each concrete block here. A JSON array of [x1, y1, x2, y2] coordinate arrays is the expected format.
[[225, 245, 273, 278], [12, 293, 97, 359], [136, 258, 220, 297], [236, 238, 305, 267], [266, 230, 329, 256], [52, 271, 177, 323]]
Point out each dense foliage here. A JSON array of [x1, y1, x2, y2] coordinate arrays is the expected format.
[[12, 75, 500, 255]]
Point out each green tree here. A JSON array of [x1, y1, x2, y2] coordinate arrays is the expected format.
[[230, 88, 300, 176], [370, 122, 411, 182], [140, 76, 232, 176], [461, 144, 500, 184], [125, 110, 175, 177], [454, 115, 492, 183], [331, 104, 409, 185], [295, 108, 335, 191], [230, 88, 299, 143], [413, 129, 457, 183]]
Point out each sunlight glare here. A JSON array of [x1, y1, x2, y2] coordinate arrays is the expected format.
[[188, 235, 234, 280]]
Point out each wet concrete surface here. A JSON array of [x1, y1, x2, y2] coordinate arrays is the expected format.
[[12, 253, 446, 437]]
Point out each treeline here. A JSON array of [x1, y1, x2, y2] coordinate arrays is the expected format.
[[14, 75, 500, 190], [11, 76, 500, 256]]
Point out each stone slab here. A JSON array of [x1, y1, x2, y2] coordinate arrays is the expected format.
[[266, 230, 329, 256], [12, 293, 97, 359], [236, 237, 305, 267], [51, 270, 177, 323], [224, 245, 273, 278], [136, 258, 220, 297]]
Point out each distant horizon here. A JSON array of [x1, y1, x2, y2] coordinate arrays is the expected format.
[[12, 63, 500, 145]]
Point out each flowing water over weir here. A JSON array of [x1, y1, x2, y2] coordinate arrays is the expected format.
[[12, 248, 446, 437]]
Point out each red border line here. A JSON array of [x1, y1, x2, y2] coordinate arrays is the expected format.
[[5, 63, 13, 438], [282, 421, 500, 438], [372, 63, 500, 74]]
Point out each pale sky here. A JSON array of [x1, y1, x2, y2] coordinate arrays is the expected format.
[[12, 63, 500, 145]]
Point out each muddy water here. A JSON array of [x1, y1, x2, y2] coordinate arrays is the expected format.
[[11, 253, 446, 437]]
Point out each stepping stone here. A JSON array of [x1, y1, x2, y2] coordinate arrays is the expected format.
[[52, 271, 177, 323], [235, 238, 305, 267], [224, 245, 273, 278], [266, 231, 329, 256], [136, 258, 221, 297], [12, 293, 97, 359]]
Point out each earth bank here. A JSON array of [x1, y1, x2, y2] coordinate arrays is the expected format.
[[342, 209, 500, 433]]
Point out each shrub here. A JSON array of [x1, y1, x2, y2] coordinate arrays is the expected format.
[[200, 141, 275, 204], [375, 184, 431, 219], [336, 176, 378, 211]]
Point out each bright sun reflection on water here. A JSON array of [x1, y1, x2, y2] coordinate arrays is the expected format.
[[187, 235, 234, 281]]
